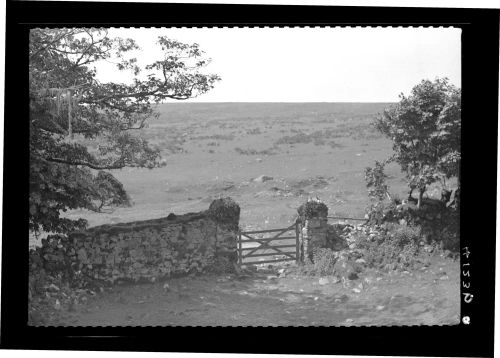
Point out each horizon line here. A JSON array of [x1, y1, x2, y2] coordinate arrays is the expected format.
[[158, 101, 396, 104]]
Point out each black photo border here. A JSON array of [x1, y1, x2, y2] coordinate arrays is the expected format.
[[2, 1, 498, 356]]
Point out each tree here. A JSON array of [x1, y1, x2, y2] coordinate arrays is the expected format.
[[374, 78, 461, 208], [29, 28, 220, 233]]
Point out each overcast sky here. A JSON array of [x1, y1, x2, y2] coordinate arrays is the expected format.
[[95, 27, 461, 103]]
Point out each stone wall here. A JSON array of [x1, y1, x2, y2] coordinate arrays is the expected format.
[[29, 198, 240, 289]]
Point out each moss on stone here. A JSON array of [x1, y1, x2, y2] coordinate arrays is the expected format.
[[297, 200, 329, 221], [207, 197, 240, 227]]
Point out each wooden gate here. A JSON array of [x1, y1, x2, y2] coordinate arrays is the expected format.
[[237, 223, 300, 266]]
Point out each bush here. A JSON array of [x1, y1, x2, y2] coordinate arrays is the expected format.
[[298, 248, 338, 276], [355, 223, 425, 271], [311, 248, 338, 276], [365, 198, 460, 252]]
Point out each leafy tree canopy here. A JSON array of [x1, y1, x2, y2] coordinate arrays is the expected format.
[[374, 78, 461, 206], [30, 28, 220, 233]]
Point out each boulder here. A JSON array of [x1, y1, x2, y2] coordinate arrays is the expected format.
[[319, 277, 330, 285], [253, 175, 273, 183]]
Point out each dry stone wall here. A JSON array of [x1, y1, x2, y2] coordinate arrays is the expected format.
[[29, 198, 240, 289]]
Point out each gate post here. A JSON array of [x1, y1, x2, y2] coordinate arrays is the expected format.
[[297, 198, 329, 262], [295, 221, 300, 263], [238, 231, 242, 266]]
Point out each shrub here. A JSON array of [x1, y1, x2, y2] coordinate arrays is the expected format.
[[311, 248, 338, 276], [365, 198, 460, 252], [364, 160, 392, 201], [356, 223, 424, 271], [297, 248, 338, 277]]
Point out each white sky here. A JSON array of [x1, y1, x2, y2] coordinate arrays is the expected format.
[[95, 27, 461, 102]]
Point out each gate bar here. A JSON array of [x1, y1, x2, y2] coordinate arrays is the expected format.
[[242, 257, 296, 265]]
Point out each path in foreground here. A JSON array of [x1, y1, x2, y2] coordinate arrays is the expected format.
[[56, 258, 460, 326]]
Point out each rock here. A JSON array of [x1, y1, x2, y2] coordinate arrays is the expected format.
[[319, 277, 330, 285], [331, 276, 341, 284], [256, 158, 263, 163], [355, 258, 366, 264], [345, 318, 354, 323], [439, 275, 450, 280], [352, 288, 361, 293], [347, 272, 358, 280], [54, 299, 61, 310], [246, 265, 258, 272], [47, 284, 60, 292], [163, 283, 170, 291], [253, 175, 273, 183], [338, 294, 349, 302], [376, 305, 385, 310]]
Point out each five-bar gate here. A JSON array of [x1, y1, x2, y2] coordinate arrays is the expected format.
[[237, 223, 300, 266]]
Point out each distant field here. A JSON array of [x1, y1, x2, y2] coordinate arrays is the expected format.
[[34, 102, 426, 247]]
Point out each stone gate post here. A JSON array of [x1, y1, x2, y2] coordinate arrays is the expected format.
[[297, 198, 329, 262]]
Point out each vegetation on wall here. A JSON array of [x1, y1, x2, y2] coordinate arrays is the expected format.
[[297, 198, 329, 221]]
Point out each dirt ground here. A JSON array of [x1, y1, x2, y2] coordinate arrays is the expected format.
[[54, 256, 460, 327]]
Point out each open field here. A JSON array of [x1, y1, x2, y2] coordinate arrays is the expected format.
[[54, 102, 416, 238]]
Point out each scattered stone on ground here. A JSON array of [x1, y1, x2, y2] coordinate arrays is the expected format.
[[253, 175, 274, 183], [319, 277, 330, 285], [33, 256, 460, 327]]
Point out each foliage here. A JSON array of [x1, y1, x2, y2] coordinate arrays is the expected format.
[[207, 197, 241, 226], [29, 28, 220, 233], [364, 199, 460, 252], [93, 171, 132, 211], [297, 198, 328, 221], [364, 159, 392, 201], [355, 223, 425, 271], [310, 248, 338, 276], [374, 78, 461, 206]]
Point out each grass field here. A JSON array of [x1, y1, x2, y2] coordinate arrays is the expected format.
[[48, 102, 420, 243]]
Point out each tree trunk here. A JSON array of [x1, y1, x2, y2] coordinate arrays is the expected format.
[[417, 187, 425, 209], [68, 90, 73, 139], [408, 187, 414, 199]]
